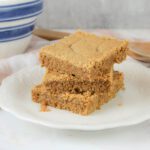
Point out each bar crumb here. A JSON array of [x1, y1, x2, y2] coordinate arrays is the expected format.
[[117, 101, 123, 107], [40, 100, 50, 112]]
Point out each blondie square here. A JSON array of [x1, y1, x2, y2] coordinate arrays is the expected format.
[[32, 71, 124, 115], [42, 68, 113, 94], [40, 31, 128, 80]]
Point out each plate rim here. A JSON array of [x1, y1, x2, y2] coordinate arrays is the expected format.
[[0, 60, 150, 131], [0, 101, 150, 131]]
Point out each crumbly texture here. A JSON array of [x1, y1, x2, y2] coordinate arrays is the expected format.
[[40, 31, 128, 80], [32, 71, 124, 115], [41, 68, 113, 94]]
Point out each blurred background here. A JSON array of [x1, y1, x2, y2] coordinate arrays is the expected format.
[[37, 0, 150, 29]]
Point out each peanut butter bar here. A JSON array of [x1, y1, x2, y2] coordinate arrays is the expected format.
[[40, 31, 128, 80], [41, 68, 113, 94], [32, 71, 124, 115]]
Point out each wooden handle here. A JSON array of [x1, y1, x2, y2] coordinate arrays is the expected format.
[[127, 49, 150, 63], [33, 28, 70, 41], [129, 41, 150, 57]]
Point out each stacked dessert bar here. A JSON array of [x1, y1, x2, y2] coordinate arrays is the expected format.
[[32, 31, 128, 115]]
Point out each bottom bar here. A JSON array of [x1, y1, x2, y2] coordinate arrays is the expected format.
[[32, 71, 124, 115]]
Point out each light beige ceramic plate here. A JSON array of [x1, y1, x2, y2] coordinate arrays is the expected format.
[[0, 59, 150, 131]]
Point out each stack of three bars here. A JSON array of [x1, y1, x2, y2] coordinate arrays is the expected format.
[[32, 31, 128, 115]]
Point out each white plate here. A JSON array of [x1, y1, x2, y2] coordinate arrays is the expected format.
[[0, 59, 150, 131]]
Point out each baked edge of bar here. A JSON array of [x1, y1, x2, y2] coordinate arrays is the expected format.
[[32, 72, 124, 115], [41, 69, 113, 94], [39, 46, 127, 80]]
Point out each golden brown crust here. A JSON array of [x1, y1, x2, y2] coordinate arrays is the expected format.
[[39, 31, 128, 80]]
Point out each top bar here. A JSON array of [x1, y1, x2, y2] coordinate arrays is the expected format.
[[40, 31, 128, 80]]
